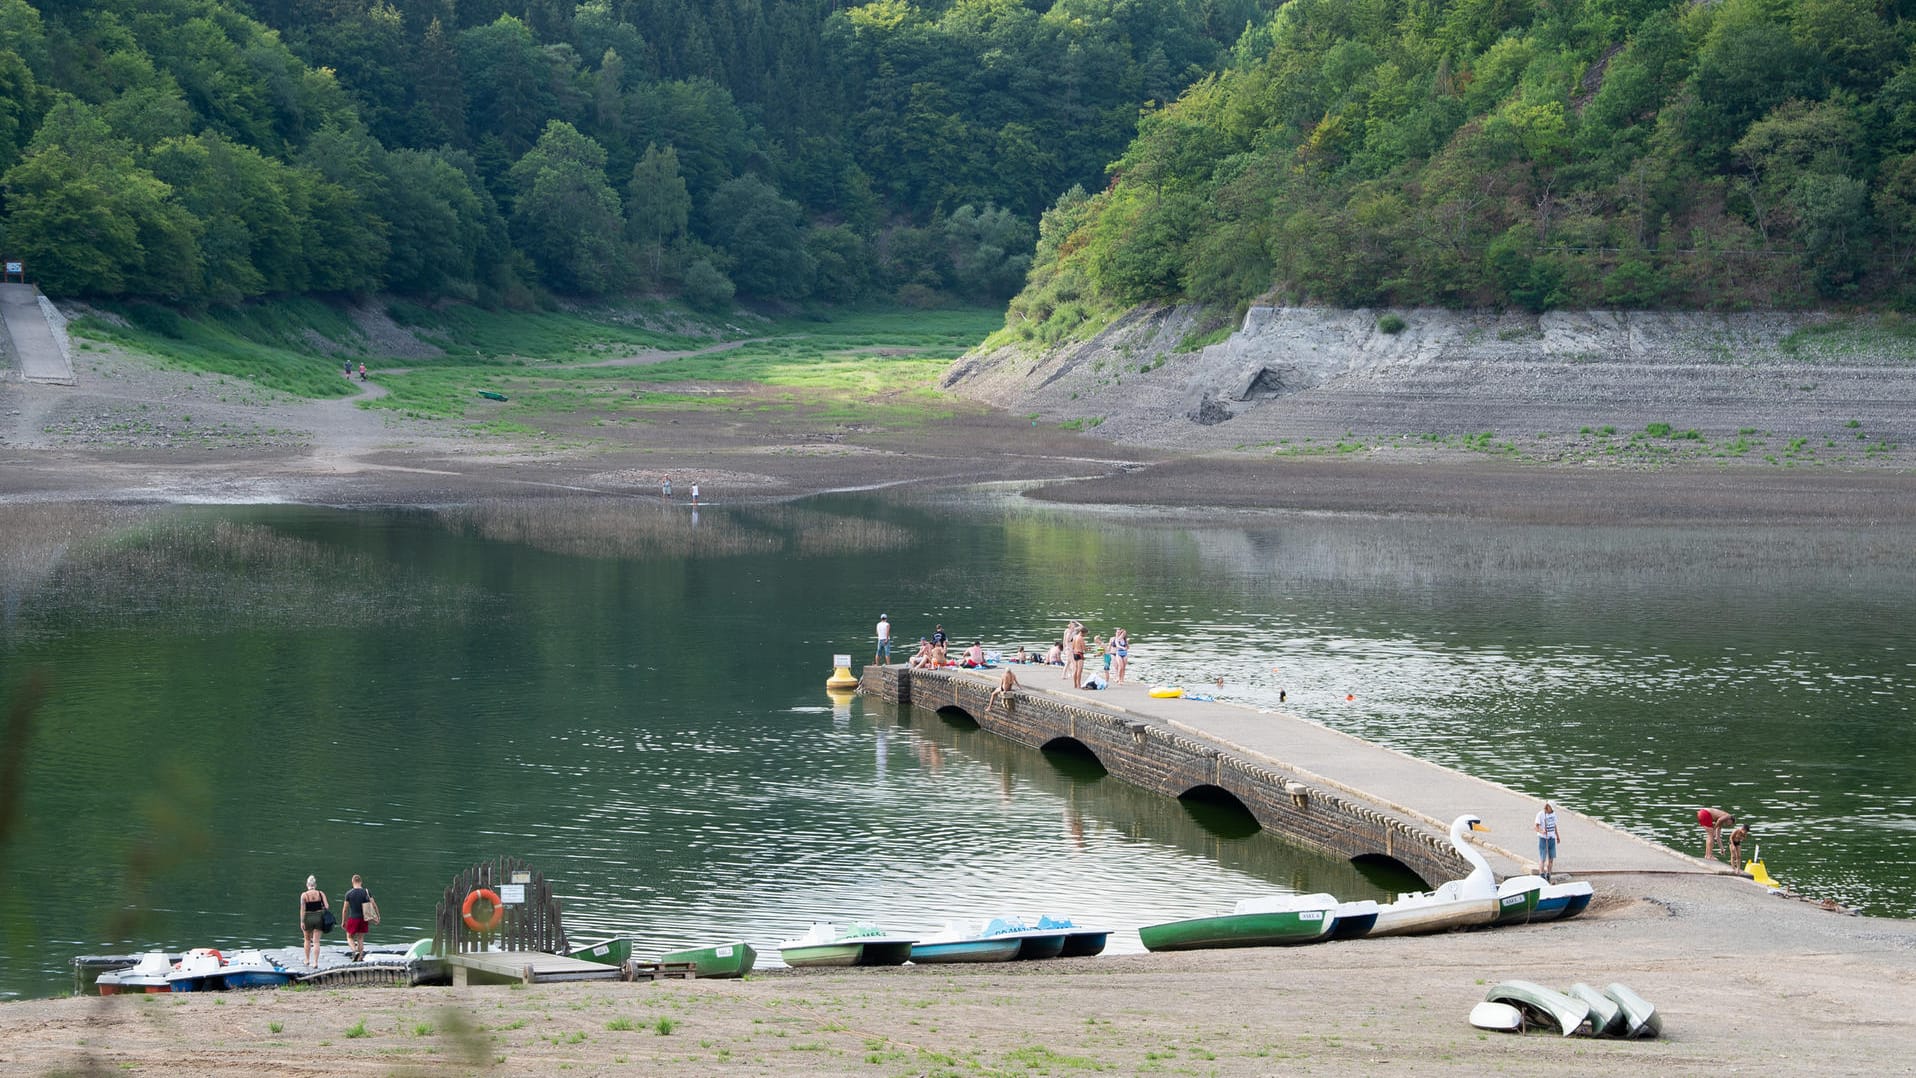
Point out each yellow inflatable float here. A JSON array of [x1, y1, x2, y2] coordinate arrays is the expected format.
[[1148, 686, 1184, 699]]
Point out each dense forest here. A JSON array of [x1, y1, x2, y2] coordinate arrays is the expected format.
[[1007, 0, 1916, 343], [0, 0, 1272, 309]]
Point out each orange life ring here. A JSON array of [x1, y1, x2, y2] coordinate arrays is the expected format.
[[461, 888, 504, 932]]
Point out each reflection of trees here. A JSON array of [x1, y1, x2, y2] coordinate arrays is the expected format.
[[10, 511, 473, 632], [434, 499, 913, 560]]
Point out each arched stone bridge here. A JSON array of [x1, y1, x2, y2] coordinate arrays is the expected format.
[[860, 664, 1475, 887]]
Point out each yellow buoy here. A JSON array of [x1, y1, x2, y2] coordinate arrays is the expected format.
[[826, 652, 858, 692], [1747, 857, 1779, 889]]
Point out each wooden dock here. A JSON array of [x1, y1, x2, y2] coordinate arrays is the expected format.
[[862, 664, 1724, 886], [447, 950, 623, 986]]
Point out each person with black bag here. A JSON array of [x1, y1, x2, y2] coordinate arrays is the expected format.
[[299, 875, 331, 968]]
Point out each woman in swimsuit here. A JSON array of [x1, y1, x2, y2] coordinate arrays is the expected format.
[[299, 875, 330, 968], [1113, 629, 1129, 684]]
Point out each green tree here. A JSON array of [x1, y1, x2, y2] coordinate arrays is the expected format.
[[625, 142, 689, 282], [506, 119, 625, 293]]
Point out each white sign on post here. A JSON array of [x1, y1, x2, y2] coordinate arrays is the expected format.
[[834, 654, 851, 667], [499, 883, 526, 905]]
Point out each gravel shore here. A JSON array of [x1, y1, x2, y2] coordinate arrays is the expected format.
[[1, 873, 1908, 1076]]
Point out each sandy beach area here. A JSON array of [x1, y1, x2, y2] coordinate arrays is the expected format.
[[1, 873, 1909, 1076], [5, 333, 1915, 1074]]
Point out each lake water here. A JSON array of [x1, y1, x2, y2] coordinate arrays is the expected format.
[[2, 492, 1911, 998]]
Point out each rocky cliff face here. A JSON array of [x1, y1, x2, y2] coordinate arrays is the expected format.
[[943, 307, 1916, 465]]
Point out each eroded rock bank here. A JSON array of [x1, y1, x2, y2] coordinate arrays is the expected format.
[[943, 306, 1916, 469]]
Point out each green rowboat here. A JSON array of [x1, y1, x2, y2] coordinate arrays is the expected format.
[[659, 942, 757, 979], [569, 938, 634, 967], [1138, 897, 1338, 952]]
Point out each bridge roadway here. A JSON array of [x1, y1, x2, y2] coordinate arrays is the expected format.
[[867, 663, 1727, 884]]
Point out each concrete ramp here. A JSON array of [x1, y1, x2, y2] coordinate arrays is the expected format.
[[1, 282, 75, 385]]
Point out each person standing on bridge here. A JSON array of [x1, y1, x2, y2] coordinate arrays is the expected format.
[[875, 613, 891, 665], [1697, 807, 1736, 860], [341, 874, 381, 962], [1534, 801, 1561, 880]]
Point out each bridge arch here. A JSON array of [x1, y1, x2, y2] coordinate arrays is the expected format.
[[1350, 852, 1431, 893], [934, 704, 979, 728], [1177, 783, 1261, 838], [1039, 736, 1107, 776]]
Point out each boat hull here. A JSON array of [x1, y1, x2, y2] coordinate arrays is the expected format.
[[780, 940, 913, 968], [1604, 982, 1662, 1039], [659, 942, 757, 978], [1365, 897, 1500, 938], [1486, 980, 1591, 1036], [1531, 881, 1595, 922], [1568, 982, 1623, 1036], [223, 970, 296, 990], [1492, 885, 1542, 926], [1139, 909, 1335, 952], [1058, 931, 1110, 957], [1008, 934, 1066, 960], [909, 938, 1022, 964], [570, 938, 634, 967]]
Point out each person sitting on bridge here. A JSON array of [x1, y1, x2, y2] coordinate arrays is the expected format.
[[962, 641, 986, 667], [989, 667, 1020, 710], [907, 638, 933, 669]]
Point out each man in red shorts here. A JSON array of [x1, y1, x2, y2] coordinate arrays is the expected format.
[[342, 874, 381, 961], [1697, 807, 1735, 861]]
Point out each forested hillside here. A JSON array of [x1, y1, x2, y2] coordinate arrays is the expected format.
[[1006, 0, 1916, 345], [0, 0, 1271, 308]]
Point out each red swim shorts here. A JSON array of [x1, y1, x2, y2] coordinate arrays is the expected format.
[[1696, 808, 1712, 827], [345, 917, 370, 935]]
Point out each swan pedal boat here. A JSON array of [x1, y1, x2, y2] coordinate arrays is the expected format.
[[1366, 814, 1506, 937], [776, 923, 915, 968]]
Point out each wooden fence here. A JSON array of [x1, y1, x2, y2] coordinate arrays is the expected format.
[[433, 856, 571, 956]]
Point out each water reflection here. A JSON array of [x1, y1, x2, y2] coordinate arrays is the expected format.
[[2, 495, 1912, 1000]]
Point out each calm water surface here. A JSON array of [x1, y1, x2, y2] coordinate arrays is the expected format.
[[1, 493, 1910, 998]]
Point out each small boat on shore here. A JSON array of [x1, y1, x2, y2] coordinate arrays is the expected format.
[[1485, 980, 1591, 1036], [658, 941, 757, 978], [1604, 982, 1662, 1038], [1493, 875, 1547, 925], [1530, 880, 1594, 922], [1139, 893, 1340, 952], [777, 923, 915, 968], [220, 950, 297, 990], [1327, 899, 1381, 940], [95, 952, 174, 995], [1567, 982, 1623, 1036], [1366, 814, 1503, 937], [569, 937, 633, 967], [1468, 1001, 1525, 1032], [909, 923, 1023, 964], [980, 917, 1068, 959], [164, 948, 230, 993], [1035, 915, 1111, 957]]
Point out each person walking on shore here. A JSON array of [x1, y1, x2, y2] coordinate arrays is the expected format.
[[342, 874, 381, 961], [1534, 801, 1561, 879], [298, 875, 329, 968], [690, 483, 700, 506], [1697, 807, 1736, 860], [662, 476, 671, 498], [875, 613, 891, 665]]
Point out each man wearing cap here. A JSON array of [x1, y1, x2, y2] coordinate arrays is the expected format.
[[875, 614, 891, 665]]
